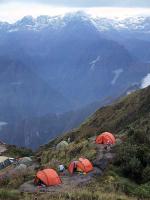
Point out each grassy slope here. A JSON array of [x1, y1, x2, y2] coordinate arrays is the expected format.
[[2, 87, 149, 200], [35, 86, 150, 200], [40, 86, 150, 154], [3, 145, 33, 158]]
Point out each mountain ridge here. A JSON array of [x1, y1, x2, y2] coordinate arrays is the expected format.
[[0, 12, 149, 149], [1, 12, 150, 34], [42, 86, 150, 148]]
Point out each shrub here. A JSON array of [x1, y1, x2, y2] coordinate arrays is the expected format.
[[5, 145, 33, 158], [114, 128, 150, 183], [0, 189, 20, 200], [142, 166, 150, 183], [134, 183, 150, 198]]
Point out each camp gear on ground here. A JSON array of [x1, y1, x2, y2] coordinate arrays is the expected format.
[[67, 137, 71, 143], [56, 141, 69, 150], [34, 169, 62, 186], [9, 158, 15, 163], [68, 158, 93, 174], [95, 132, 115, 145], [58, 164, 65, 172], [0, 156, 11, 170]]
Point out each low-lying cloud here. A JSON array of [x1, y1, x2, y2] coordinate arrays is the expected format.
[[141, 74, 150, 88]]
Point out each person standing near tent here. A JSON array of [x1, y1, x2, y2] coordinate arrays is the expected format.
[[67, 137, 71, 143], [58, 164, 65, 173]]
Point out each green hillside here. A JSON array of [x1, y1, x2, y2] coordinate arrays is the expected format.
[[1, 86, 149, 200], [37, 86, 150, 199], [42, 86, 149, 146]]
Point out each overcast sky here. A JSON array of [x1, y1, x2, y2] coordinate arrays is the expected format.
[[1, 0, 150, 7], [1, 0, 150, 22]]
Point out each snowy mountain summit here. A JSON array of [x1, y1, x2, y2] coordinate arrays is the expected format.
[[0, 12, 150, 33]]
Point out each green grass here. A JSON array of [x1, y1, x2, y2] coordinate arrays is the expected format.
[[0, 189, 20, 200], [22, 184, 137, 200], [4, 145, 33, 158], [40, 139, 97, 168], [0, 167, 35, 190], [34, 87, 150, 199]]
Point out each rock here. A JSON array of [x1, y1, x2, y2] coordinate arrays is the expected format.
[[93, 158, 109, 171]]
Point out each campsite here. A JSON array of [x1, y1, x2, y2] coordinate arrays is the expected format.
[[20, 132, 116, 193], [0, 131, 117, 193], [0, 1, 149, 198], [0, 87, 149, 200]]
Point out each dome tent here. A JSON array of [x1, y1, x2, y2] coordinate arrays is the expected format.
[[56, 141, 69, 150], [68, 158, 93, 174], [34, 169, 62, 186], [95, 132, 115, 145], [19, 157, 32, 166]]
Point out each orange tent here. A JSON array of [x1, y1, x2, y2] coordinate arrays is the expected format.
[[34, 169, 62, 186], [68, 158, 93, 174], [95, 132, 115, 145]]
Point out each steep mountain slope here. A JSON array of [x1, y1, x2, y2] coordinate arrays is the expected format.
[[0, 12, 149, 149], [36, 86, 150, 199], [43, 86, 150, 147], [0, 87, 149, 200], [0, 13, 149, 107], [94, 16, 150, 62], [0, 57, 70, 123], [0, 97, 112, 149]]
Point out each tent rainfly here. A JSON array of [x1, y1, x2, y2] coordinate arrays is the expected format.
[[34, 169, 62, 186], [68, 158, 93, 174], [95, 132, 116, 145]]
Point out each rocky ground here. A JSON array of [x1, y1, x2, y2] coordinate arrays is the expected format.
[[19, 141, 116, 193]]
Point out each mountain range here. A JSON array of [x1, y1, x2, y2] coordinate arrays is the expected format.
[[0, 12, 149, 148]]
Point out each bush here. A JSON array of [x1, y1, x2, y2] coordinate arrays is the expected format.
[[114, 128, 150, 183], [40, 139, 96, 167], [134, 183, 150, 198], [0, 189, 20, 200], [142, 166, 150, 183], [5, 145, 33, 158], [0, 168, 34, 189]]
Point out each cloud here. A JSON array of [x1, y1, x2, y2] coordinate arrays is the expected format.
[[1, 0, 150, 7], [141, 74, 150, 88], [0, 1, 150, 22], [0, 2, 75, 22]]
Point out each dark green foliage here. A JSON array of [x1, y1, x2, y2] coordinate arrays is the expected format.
[[133, 183, 150, 199], [142, 167, 150, 183], [4, 145, 33, 158], [115, 127, 150, 184], [0, 189, 20, 200]]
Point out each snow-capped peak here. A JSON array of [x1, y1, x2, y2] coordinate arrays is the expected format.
[[16, 15, 35, 26], [0, 12, 150, 33]]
